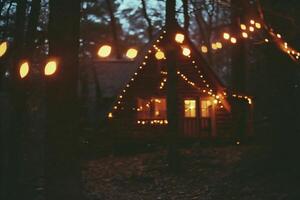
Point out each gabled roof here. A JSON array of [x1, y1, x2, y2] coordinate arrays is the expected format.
[[101, 27, 235, 116]]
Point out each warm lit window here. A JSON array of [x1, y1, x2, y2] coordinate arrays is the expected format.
[[201, 100, 212, 118], [137, 98, 166, 119], [184, 100, 196, 118]]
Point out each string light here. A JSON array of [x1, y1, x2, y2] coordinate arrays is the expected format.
[[242, 32, 248, 38], [201, 45, 208, 53], [175, 33, 185, 43], [0, 41, 8, 57], [240, 24, 247, 30], [44, 60, 57, 76], [97, 45, 112, 58], [223, 33, 230, 40], [19, 61, 30, 79], [126, 48, 138, 59], [230, 37, 237, 44]]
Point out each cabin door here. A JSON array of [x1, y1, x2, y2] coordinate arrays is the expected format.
[[199, 99, 213, 137], [183, 99, 200, 137]]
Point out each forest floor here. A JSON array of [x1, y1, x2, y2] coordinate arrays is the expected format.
[[82, 142, 300, 200]]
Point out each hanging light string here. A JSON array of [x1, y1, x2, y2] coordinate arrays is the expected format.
[[108, 28, 254, 119]]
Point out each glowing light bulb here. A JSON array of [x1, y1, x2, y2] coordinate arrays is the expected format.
[[230, 37, 237, 44], [255, 22, 261, 29], [126, 48, 138, 59], [277, 34, 281, 38], [223, 33, 230, 40], [201, 45, 208, 53], [242, 32, 248, 38], [155, 51, 165, 60], [250, 19, 255, 25], [249, 26, 254, 32], [240, 24, 247, 30], [182, 47, 191, 56], [175, 33, 185, 43], [44, 61, 57, 76], [216, 42, 222, 49], [0, 41, 8, 57], [19, 62, 29, 79], [211, 43, 218, 50], [97, 45, 112, 58]]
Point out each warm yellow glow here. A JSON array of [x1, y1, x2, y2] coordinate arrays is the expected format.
[[242, 32, 248, 38], [126, 48, 138, 59], [216, 42, 222, 49], [250, 19, 255, 25], [265, 38, 269, 43], [230, 37, 237, 44], [19, 62, 29, 79], [223, 33, 230, 40], [0, 41, 8, 57], [182, 47, 191, 56], [213, 99, 218, 104], [277, 34, 281, 38], [249, 26, 254, 32], [255, 22, 261, 29], [44, 61, 57, 76], [108, 112, 113, 118], [155, 51, 165, 60], [201, 45, 208, 53], [211, 43, 218, 50], [175, 33, 185, 43], [97, 45, 112, 58], [240, 24, 246, 30]]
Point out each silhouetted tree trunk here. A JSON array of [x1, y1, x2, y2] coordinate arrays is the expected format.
[[25, 0, 41, 60], [182, 0, 189, 33], [166, 0, 181, 173], [231, 0, 248, 140], [46, 0, 83, 199], [1, 0, 27, 199], [141, 0, 153, 40], [105, 0, 121, 59]]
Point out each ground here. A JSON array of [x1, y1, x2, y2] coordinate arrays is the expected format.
[[82, 143, 300, 200]]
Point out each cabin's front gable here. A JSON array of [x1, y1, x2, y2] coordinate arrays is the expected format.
[[104, 30, 252, 139]]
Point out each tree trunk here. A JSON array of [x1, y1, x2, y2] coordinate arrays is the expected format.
[[182, 0, 190, 33], [165, 0, 181, 173], [141, 0, 153, 40], [105, 0, 121, 59], [231, 0, 248, 140], [45, 0, 83, 199], [25, 0, 41, 60], [1, 0, 27, 199]]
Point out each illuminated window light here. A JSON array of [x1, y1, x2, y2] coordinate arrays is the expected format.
[[230, 37, 237, 44], [182, 47, 191, 56], [19, 61, 30, 79], [240, 24, 247, 30], [223, 33, 230, 40], [175, 33, 185, 43], [255, 22, 261, 29], [44, 60, 57, 76], [97, 45, 112, 58], [201, 45, 208, 53], [126, 48, 138, 59], [249, 26, 254, 32], [0, 41, 8, 57], [242, 32, 248, 38], [155, 51, 165, 60]]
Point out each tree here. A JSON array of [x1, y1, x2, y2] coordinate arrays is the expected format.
[[141, 0, 153, 40], [182, 0, 189, 32], [45, 0, 83, 199], [105, 0, 121, 59], [165, 0, 181, 172], [231, 0, 248, 140]]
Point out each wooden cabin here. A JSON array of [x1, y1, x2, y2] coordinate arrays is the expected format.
[[94, 30, 253, 139]]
